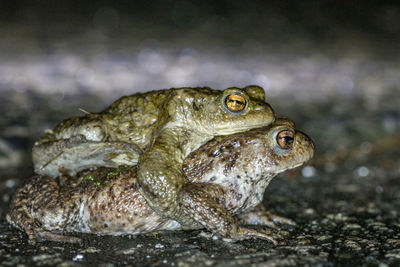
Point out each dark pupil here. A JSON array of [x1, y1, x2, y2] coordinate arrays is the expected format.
[[231, 99, 243, 105], [283, 136, 294, 145]]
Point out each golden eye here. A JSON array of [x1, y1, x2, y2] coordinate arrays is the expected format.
[[277, 130, 295, 149], [225, 94, 246, 113]]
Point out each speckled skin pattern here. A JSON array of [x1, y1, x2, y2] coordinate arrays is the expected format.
[[31, 86, 276, 230], [7, 119, 314, 244]]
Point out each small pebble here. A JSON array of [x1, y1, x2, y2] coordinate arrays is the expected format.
[[356, 166, 370, 177], [155, 243, 164, 249], [302, 166, 316, 178], [72, 254, 84, 261]]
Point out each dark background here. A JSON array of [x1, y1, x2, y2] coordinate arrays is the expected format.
[[1, 1, 399, 41], [0, 1, 399, 266]]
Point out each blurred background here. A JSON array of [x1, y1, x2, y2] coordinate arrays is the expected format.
[[0, 1, 399, 265]]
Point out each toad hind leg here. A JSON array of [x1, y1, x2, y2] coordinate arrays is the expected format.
[[33, 137, 142, 178], [33, 115, 142, 178], [179, 183, 277, 244], [34, 231, 82, 244], [6, 175, 82, 244]]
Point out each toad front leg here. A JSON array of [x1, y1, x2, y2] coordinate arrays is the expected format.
[[237, 204, 296, 228], [137, 130, 276, 243], [136, 130, 201, 227], [179, 183, 277, 243]]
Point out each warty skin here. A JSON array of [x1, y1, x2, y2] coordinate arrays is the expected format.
[[7, 118, 314, 244]]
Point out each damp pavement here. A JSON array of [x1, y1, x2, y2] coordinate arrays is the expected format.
[[0, 2, 400, 266]]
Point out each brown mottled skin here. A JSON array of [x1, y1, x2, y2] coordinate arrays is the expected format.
[[32, 86, 275, 231], [7, 119, 314, 244]]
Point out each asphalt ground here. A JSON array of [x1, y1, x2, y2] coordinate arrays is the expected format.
[[0, 1, 399, 266]]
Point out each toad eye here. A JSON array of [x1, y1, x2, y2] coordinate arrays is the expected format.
[[277, 130, 295, 149], [224, 94, 246, 113]]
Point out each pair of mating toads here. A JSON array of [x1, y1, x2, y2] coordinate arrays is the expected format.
[[7, 86, 314, 244]]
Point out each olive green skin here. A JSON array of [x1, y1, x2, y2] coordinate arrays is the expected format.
[[32, 86, 275, 229], [7, 119, 314, 244]]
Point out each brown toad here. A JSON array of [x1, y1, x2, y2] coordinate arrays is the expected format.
[[8, 118, 314, 244]]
